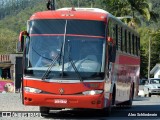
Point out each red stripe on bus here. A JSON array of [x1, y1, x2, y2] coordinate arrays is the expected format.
[[118, 55, 140, 65], [30, 34, 105, 38]]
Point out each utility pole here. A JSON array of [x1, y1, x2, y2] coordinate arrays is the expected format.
[[51, 0, 56, 10], [91, 0, 93, 8], [47, 0, 56, 10], [148, 36, 151, 79], [78, 0, 79, 8]]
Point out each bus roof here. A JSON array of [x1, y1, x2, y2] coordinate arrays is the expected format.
[[29, 7, 138, 35], [30, 8, 108, 21], [57, 8, 109, 14]]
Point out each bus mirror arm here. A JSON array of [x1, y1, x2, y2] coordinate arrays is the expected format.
[[17, 31, 28, 52], [109, 62, 112, 71], [106, 62, 112, 80]]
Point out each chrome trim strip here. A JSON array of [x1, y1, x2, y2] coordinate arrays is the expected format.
[[23, 77, 104, 83]]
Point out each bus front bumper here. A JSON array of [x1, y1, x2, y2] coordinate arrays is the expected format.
[[23, 93, 105, 109]]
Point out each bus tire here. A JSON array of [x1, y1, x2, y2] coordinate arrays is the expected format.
[[101, 105, 111, 116], [125, 84, 134, 108], [147, 93, 151, 97], [100, 100, 111, 116], [40, 107, 50, 117], [125, 97, 133, 108], [101, 85, 116, 116]]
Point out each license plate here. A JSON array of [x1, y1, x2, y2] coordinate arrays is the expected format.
[[54, 99, 67, 104]]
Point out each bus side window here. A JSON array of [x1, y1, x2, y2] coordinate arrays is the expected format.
[[128, 32, 131, 54], [117, 26, 122, 51], [108, 20, 116, 48], [107, 19, 114, 40], [108, 20, 116, 62], [125, 29, 127, 53], [132, 34, 135, 55], [138, 37, 140, 56], [136, 36, 138, 55], [115, 24, 118, 50]]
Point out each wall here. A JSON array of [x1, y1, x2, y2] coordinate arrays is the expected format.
[[154, 68, 160, 78]]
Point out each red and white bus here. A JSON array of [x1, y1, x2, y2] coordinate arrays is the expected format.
[[18, 8, 140, 115]]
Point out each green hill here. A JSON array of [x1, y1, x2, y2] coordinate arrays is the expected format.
[[0, 0, 46, 54], [0, 0, 160, 78]]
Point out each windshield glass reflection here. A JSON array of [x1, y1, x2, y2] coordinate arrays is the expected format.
[[25, 36, 105, 80]]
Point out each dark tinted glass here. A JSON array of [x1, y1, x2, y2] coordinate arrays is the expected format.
[[29, 19, 105, 36], [67, 20, 105, 36], [29, 19, 65, 34]]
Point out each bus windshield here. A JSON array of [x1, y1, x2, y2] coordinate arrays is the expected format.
[[24, 19, 106, 80]]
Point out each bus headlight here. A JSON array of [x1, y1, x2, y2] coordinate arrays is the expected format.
[[24, 87, 42, 93], [82, 90, 103, 95]]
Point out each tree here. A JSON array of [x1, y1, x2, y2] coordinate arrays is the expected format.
[[0, 28, 17, 54], [96, 0, 158, 27], [140, 46, 148, 77], [138, 27, 160, 78]]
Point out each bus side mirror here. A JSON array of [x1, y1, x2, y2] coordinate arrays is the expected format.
[[17, 31, 27, 52], [107, 36, 114, 44], [107, 36, 116, 62]]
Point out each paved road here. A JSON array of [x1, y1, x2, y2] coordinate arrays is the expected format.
[[0, 93, 160, 120], [40, 95, 160, 120]]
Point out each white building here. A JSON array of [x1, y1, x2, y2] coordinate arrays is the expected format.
[[150, 64, 160, 78]]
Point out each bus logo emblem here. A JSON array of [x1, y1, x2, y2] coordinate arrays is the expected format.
[[59, 88, 64, 94]]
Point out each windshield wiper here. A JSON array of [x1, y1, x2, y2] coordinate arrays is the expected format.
[[67, 43, 83, 82], [41, 54, 60, 80], [69, 58, 83, 82], [41, 41, 64, 80]]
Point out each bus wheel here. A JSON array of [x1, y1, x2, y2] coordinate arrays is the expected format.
[[100, 102, 111, 116], [101, 93, 113, 116], [125, 85, 134, 108], [125, 97, 133, 108], [147, 93, 151, 97], [40, 107, 50, 117]]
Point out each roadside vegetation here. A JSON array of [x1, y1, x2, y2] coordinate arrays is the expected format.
[[0, 0, 159, 78]]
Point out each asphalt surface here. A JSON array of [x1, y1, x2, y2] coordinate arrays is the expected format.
[[0, 93, 160, 120]]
